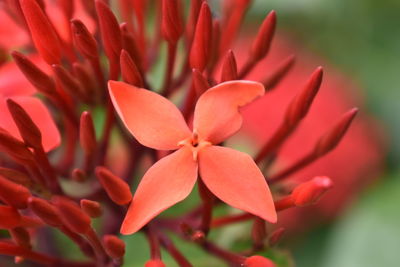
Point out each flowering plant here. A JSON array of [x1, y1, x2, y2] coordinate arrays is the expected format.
[[0, 0, 378, 266]]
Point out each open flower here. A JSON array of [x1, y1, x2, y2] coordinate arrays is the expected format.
[[109, 80, 277, 234]]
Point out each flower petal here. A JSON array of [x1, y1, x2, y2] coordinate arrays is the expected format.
[[199, 146, 276, 223], [120, 147, 198, 235], [109, 81, 191, 150], [193, 80, 264, 144], [0, 96, 60, 151]]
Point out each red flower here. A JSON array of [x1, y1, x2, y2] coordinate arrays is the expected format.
[[109, 80, 277, 234]]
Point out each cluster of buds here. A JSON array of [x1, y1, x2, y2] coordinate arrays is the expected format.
[[0, 0, 359, 266]]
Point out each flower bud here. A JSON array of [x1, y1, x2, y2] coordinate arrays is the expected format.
[[251, 11, 276, 61], [80, 111, 97, 156], [20, 0, 62, 65], [161, 0, 183, 44], [190, 2, 212, 71], [291, 176, 333, 207], [28, 197, 63, 227], [52, 196, 91, 234], [120, 50, 144, 87], [244, 255, 275, 267], [52, 64, 87, 102], [103, 235, 125, 259], [95, 167, 132, 205], [145, 259, 166, 267], [0, 175, 31, 209], [192, 69, 210, 96], [71, 19, 99, 59], [220, 50, 238, 82], [0, 128, 34, 163], [0, 206, 21, 229], [263, 54, 295, 89], [80, 199, 102, 218]]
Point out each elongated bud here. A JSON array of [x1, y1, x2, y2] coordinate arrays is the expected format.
[[103, 235, 125, 259], [244, 255, 275, 267], [95, 167, 132, 205], [285, 67, 323, 127], [145, 259, 166, 267], [11, 51, 56, 94], [20, 0, 62, 65], [0, 206, 22, 229], [0, 168, 31, 187], [190, 2, 212, 71], [0, 175, 31, 209], [0, 128, 34, 163], [192, 69, 210, 96], [314, 108, 358, 156], [251, 218, 266, 249], [28, 197, 63, 227], [251, 11, 276, 61], [291, 176, 333, 207], [52, 196, 91, 234], [10, 228, 31, 249], [71, 19, 99, 59], [80, 199, 102, 218], [263, 54, 295, 89], [52, 64, 87, 101], [80, 111, 97, 156], [96, 0, 122, 61], [268, 227, 285, 246], [220, 50, 238, 82], [7, 99, 42, 149], [120, 23, 143, 71], [120, 50, 144, 87], [186, 0, 202, 43], [161, 0, 183, 44]]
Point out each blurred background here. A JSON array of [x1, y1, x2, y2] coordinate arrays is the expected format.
[[246, 0, 400, 266]]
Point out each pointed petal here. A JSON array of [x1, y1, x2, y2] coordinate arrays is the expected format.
[[193, 81, 264, 144], [109, 81, 191, 150], [0, 97, 60, 151], [199, 146, 276, 222], [121, 147, 198, 234]]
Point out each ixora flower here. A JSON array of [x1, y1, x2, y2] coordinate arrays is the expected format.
[[108, 80, 277, 234]]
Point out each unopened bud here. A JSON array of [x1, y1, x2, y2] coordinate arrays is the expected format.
[[145, 259, 166, 267], [291, 176, 333, 207], [103, 235, 125, 259], [120, 50, 144, 87], [220, 50, 238, 82], [80, 199, 102, 218], [0, 206, 22, 229], [95, 167, 132, 205], [28, 197, 63, 227], [0, 175, 31, 209], [0, 128, 34, 163], [80, 111, 97, 156], [244, 255, 275, 267], [251, 11, 276, 61], [161, 0, 183, 44], [71, 19, 99, 59], [192, 69, 210, 97]]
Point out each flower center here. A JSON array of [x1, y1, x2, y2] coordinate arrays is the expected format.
[[178, 131, 211, 161]]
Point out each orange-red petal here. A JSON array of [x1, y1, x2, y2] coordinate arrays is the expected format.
[[109, 81, 191, 150], [198, 146, 276, 223], [193, 81, 264, 144], [0, 96, 60, 151], [120, 147, 198, 235]]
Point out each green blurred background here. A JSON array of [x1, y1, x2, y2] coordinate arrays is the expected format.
[[249, 0, 400, 266]]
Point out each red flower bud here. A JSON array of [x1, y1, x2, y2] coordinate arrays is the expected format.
[[291, 176, 333, 207], [52, 196, 91, 234], [11, 51, 56, 95], [161, 0, 183, 44], [71, 168, 87, 183], [190, 2, 212, 71], [80, 199, 102, 218], [9, 227, 31, 249], [120, 50, 144, 87], [314, 108, 358, 156], [0, 175, 31, 209], [268, 227, 285, 246], [80, 111, 97, 156], [251, 11, 276, 61], [73, 63, 96, 102], [186, 0, 202, 43], [0, 128, 34, 163], [20, 0, 62, 65], [103, 235, 125, 259], [71, 19, 99, 59], [0, 206, 21, 229], [285, 67, 323, 127], [0, 167, 31, 187], [120, 23, 143, 71], [7, 99, 42, 149], [145, 259, 166, 267], [220, 50, 238, 82], [95, 167, 132, 205], [95, 0, 122, 61], [28, 197, 63, 227], [263, 54, 296, 89], [244, 255, 275, 267]]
